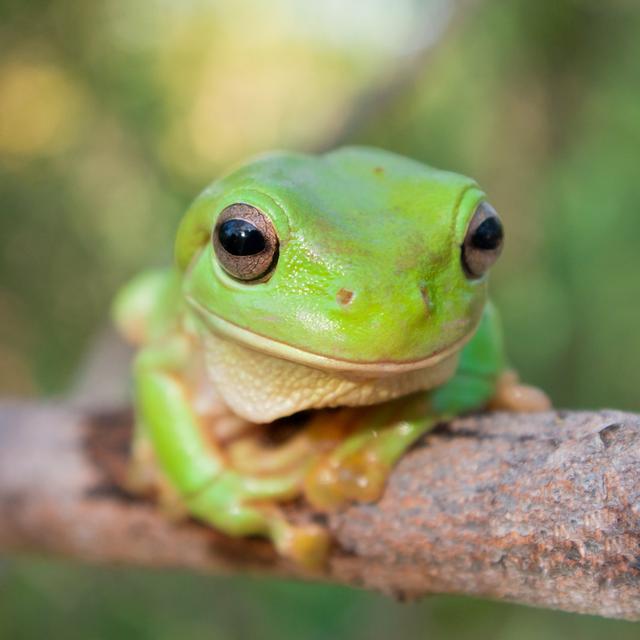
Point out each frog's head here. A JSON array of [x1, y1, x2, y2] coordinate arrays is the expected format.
[[176, 147, 503, 422]]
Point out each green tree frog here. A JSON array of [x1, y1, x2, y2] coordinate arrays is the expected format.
[[113, 146, 549, 567]]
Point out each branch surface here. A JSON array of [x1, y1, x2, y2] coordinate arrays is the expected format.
[[1, 402, 640, 620]]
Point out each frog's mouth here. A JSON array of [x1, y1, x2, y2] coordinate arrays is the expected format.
[[187, 297, 476, 377]]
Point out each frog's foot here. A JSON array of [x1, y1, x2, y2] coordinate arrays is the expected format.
[[226, 407, 358, 476], [304, 448, 390, 511], [187, 471, 329, 569], [304, 415, 436, 511], [271, 518, 330, 569], [488, 370, 552, 413]]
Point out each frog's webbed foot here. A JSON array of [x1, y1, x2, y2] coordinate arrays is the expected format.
[[304, 445, 390, 511], [186, 470, 329, 569], [131, 434, 329, 567], [303, 402, 437, 511], [224, 406, 399, 511], [226, 408, 352, 476], [488, 370, 552, 413]]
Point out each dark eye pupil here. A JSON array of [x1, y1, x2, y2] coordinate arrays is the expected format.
[[218, 219, 266, 256], [471, 217, 503, 251]]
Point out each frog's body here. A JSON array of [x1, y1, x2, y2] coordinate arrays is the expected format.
[[113, 147, 548, 567]]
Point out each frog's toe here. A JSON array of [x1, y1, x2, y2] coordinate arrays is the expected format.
[[188, 482, 329, 568], [273, 522, 330, 570], [489, 370, 552, 412], [239, 469, 305, 501], [304, 452, 390, 511]]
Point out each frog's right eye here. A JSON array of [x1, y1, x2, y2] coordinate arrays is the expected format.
[[213, 203, 279, 282], [461, 202, 504, 279]]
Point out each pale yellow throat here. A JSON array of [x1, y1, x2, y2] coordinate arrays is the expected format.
[[202, 331, 460, 423]]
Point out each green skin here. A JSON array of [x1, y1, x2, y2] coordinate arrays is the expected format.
[[113, 147, 507, 566]]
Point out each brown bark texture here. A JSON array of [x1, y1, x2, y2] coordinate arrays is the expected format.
[[1, 402, 640, 620]]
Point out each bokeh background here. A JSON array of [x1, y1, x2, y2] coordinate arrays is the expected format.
[[1, 0, 639, 637]]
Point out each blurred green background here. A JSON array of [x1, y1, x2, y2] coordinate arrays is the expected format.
[[1, 0, 639, 637]]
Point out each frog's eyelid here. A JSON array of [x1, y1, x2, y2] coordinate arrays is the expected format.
[[214, 187, 291, 242], [450, 187, 489, 259]]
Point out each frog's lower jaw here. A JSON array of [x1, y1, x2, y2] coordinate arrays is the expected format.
[[201, 331, 460, 423], [186, 295, 474, 376]]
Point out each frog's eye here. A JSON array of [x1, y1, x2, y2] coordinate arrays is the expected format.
[[461, 202, 504, 279], [213, 203, 279, 281]]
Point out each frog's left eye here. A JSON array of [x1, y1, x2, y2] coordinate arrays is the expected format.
[[213, 203, 279, 282], [461, 202, 504, 279]]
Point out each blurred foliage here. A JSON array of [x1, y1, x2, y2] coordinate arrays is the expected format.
[[1, 0, 639, 637]]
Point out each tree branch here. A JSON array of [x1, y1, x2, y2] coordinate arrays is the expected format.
[[1, 402, 640, 620]]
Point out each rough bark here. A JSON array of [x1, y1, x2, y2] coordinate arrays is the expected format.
[[1, 402, 640, 620]]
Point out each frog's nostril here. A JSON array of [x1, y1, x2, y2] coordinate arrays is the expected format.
[[420, 285, 433, 314], [336, 288, 354, 306]]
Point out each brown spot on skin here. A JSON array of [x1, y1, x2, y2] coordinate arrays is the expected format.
[[420, 286, 432, 314], [336, 288, 354, 306]]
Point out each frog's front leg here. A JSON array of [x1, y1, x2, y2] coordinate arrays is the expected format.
[[133, 335, 329, 568], [303, 376, 498, 512]]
